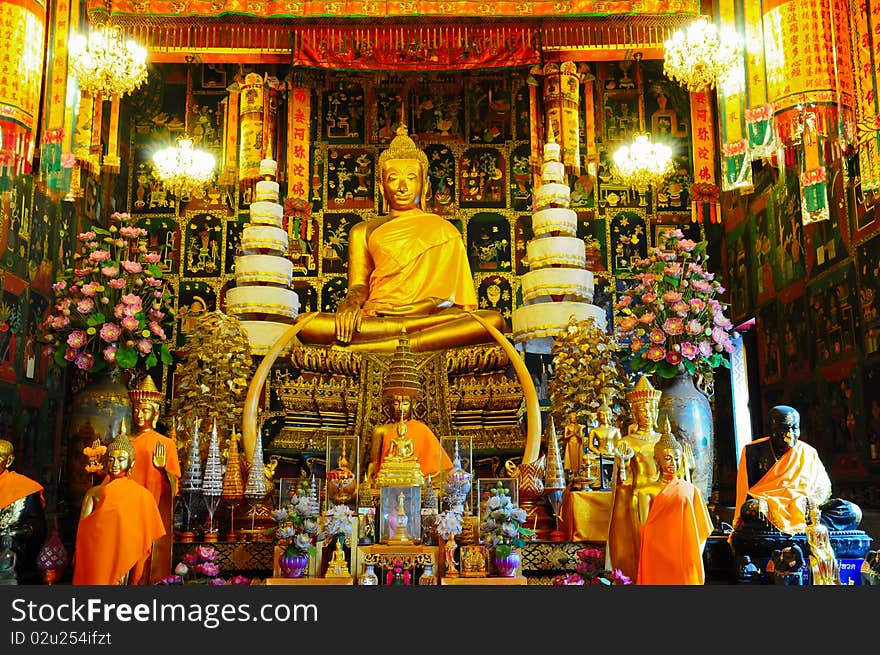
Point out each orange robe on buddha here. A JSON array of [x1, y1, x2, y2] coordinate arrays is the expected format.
[[636, 478, 713, 585], [377, 420, 454, 479], [130, 427, 180, 584], [73, 477, 165, 586], [0, 469, 44, 509], [732, 438, 832, 535], [364, 212, 478, 314]]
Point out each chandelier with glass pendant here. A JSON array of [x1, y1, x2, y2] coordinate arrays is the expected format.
[[152, 137, 216, 200], [68, 20, 148, 97], [663, 16, 742, 92], [612, 133, 674, 190]]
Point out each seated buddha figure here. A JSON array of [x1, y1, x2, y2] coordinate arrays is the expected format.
[[368, 331, 453, 487], [294, 125, 506, 354], [732, 405, 861, 536], [607, 376, 664, 582]]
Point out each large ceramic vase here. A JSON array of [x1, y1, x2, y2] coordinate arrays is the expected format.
[[65, 369, 132, 504], [657, 368, 714, 500]]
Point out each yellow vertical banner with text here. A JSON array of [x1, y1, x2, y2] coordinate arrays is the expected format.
[[287, 86, 311, 201], [852, 0, 880, 191], [742, 0, 767, 107], [223, 85, 240, 186]]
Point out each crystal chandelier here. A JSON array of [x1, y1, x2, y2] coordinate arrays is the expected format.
[[612, 133, 674, 190], [68, 21, 148, 97], [152, 138, 216, 199], [663, 16, 742, 92]]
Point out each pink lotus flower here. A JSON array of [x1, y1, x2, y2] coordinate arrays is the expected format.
[[103, 345, 118, 362], [686, 319, 704, 335], [712, 326, 728, 344], [136, 339, 153, 354], [646, 345, 666, 361], [649, 329, 666, 344], [121, 261, 142, 274], [80, 282, 99, 297], [121, 316, 140, 331], [121, 293, 142, 307], [51, 316, 69, 329], [680, 342, 698, 359], [77, 231, 97, 242], [661, 290, 682, 303], [673, 301, 689, 316], [665, 350, 683, 365], [616, 294, 632, 308], [713, 312, 732, 328], [692, 279, 711, 292], [641, 273, 658, 286], [698, 341, 713, 357], [75, 352, 94, 370], [64, 347, 78, 362], [120, 226, 141, 238], [630, 337, 643, 353], [88, 249, 111, 263], [663, 318, 684, 336], [67, 331, 87, 348], [690, 298, 706, 313], [76, 298, 95, 314], [663, 262, 682, 275], [677, 238, 697, 251], [149, 322, 166, 339], [100, 322, 122, 342], [642, 292, 657, 304], [149, 309, 165, 320], [100, 266, 119, 277], [52, 280, 67, 292], [145, 252, 161, 264], [107, 278, 125, 290]]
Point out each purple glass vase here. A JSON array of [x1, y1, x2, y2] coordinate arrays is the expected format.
[[493, 549, 521, 577], [279, 552, 309, 578]]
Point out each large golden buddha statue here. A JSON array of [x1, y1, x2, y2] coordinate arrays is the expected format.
[[293, 125, 506, 353]]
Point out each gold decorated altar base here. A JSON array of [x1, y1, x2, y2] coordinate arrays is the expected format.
[[441, 576, 527, 585], [268, 343, 526, 457]]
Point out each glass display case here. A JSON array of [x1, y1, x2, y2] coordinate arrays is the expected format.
[[440, 435, 473, 511], [379, 485, 421, 545], [325, 435, 359, 510]]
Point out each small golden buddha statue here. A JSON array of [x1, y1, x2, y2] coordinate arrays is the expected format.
[[587, 400, 621, 489], [292, 125, 506, 353], [375, 419, 425, 488], [805, 499, 841, 585], [324, 538, 351, 578], [561, 412, 585, 482]]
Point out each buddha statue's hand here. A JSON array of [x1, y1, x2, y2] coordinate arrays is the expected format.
[[152, 441, 166, 469], [335, 298, 365, 344], [615, 442, 634, 483]]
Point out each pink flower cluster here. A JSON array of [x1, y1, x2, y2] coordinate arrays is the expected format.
[[158, 546, 251, 586], [551, 547, 631, 586], [615, 228, 736, 380], [42, 212, 173, 372]]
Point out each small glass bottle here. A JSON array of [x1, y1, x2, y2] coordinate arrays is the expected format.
[[359, 563, 379, 586]]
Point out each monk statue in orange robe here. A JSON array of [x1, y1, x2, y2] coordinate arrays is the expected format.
[[128, 375, 180, 583], [293, 125, 506, 353], [367, 330, 453, 486], [636, 419, 713, 585], [73, 422, 165, 585], [0, 439, 46, 584], [732, 405, 861, 535]]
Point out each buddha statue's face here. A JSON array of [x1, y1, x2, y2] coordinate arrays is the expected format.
[[106, 448, 133, 478], [382, 159, 423, 211], [769, 407, 800, 454], [133, 401, 159, 432], [391, 395, 412, 421], [631, 401, 655, 431], [655, 447, 681, 478]]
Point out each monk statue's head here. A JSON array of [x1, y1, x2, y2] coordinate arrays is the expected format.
[[105, 420, 135, 479], [377, 125, 430, 213], [130, 375, 163, 433], [0, 439, 13, 472], [768, 405, 800, 454], [653, 418, 682, 479]]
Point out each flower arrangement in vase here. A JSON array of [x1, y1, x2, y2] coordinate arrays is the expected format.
[[272, 479, 320, 577], [158, 545, 251, 585], [478, 481, 534, 577], [551, 547, 631, 586], [42, 212, 173, 373], [614, 228, 736, 382]]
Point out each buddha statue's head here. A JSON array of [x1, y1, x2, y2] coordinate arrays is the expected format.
[[105, 420, 135, 479], [768, 405, 800, 454], [130, 375, 163, 433], [653, 418, 682, 479], [627, 376, 661, 432], [0, 439, 13, 473], [377, 125, 430, 213], [596, 402, 611, 425]]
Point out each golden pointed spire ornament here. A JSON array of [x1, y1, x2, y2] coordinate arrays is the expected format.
[[222, 428, 244, 502], [107, 419, 135, 460], [382, 329, 423, 400], [544, 417, 566, 492]]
